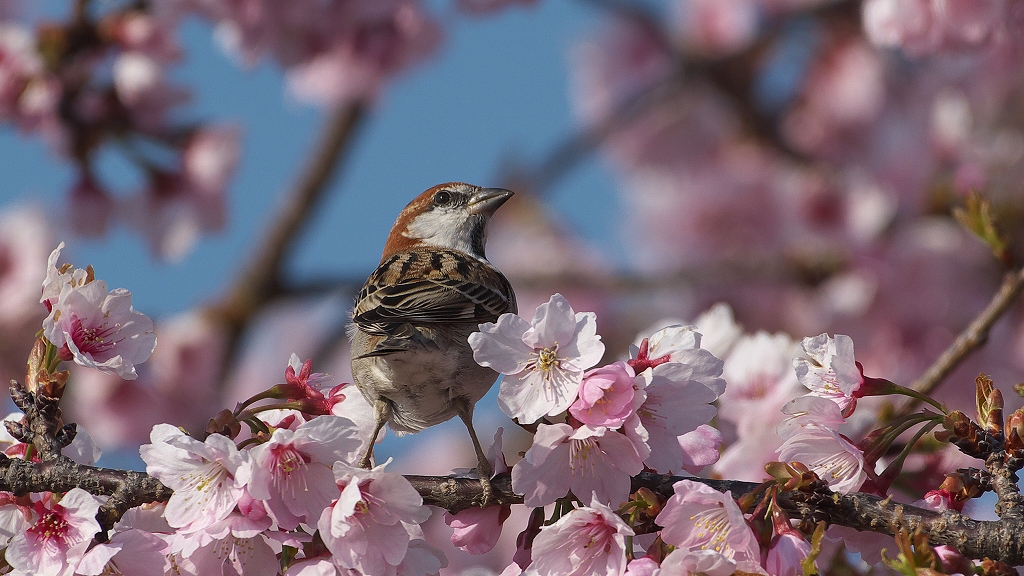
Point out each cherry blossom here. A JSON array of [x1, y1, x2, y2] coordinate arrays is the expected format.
[[511, 423, 643, 508], [318, 462, 433, 575], [776, 394, 847, 440], [4, 488, 104, 576], [470, 293, 605, 424], [794, 333, 863, 414], [39, 242, 89, 310], [248, 415, 362, 530], [568, 361, 636, 428], [0, 492, 31, 546], [76, 528, 168, 576], [625, 359, 722, 473], [765, 532, 812, 576], [656, 480, 761, 569], [657, 548, 741, 576], [678, 424, 723, 473], [692, 303, 743, 359], [526, 496, 633, 576], [171, 511, 277, 576], [0, 205, 51, 326], [140, 424, 252, 531], [628, 324, 701, 370], [42, 277, 156, 380], [776, 425, 867, 493]]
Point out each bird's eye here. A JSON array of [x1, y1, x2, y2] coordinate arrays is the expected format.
[[433, 190, 452, 206]]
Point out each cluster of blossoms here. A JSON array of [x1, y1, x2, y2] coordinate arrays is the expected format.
[[0, 0, 440, 260], [0, 245, 1002, 576], [0, 7, 240, 260]]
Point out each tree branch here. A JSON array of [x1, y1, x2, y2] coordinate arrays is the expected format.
[[895, 266, 1024, 418], [407, 471, 1024, 565], [210, 102, 366, 344]]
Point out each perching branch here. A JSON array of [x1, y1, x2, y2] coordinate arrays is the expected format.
[[895, 266, 1024, 418], [406, 471, 1024, 566], [0, 454, 173, 535]]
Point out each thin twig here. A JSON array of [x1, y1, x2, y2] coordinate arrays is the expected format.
[[895, 267, 1024, 418], [210, 102, 365, 349]]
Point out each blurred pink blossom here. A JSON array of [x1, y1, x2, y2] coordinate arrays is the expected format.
[[0, 205, 51, 326], [672, 0, 759, 56]]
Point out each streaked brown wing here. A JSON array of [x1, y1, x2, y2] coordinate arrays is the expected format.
[[352, 249, 516, 332]]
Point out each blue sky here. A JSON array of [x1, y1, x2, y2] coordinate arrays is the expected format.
[[0, 1, 625, 317]]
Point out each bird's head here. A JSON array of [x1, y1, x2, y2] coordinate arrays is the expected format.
[[381, 182, 514, 261]]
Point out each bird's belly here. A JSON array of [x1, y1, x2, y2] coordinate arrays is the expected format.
[[352, 348, 499, 434]]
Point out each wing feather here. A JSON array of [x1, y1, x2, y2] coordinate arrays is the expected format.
[[352, 249, 516, 335]]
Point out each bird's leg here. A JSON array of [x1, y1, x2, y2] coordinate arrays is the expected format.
[[454, 398, 493, 507], [358, 399, 391, 469]]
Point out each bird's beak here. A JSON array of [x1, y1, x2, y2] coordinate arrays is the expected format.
[[467, 188, 514, 216]]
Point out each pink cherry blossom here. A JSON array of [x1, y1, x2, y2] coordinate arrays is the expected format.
[[39, 242, 89, 310], [678, 424, 723, 473], [623, 556, 660, 576], [0, 205, 51, 326], [248, 415, 362, 530], [140, 424, 252, 531], [172, 511, 276, 576], [569, 361, 636, 428], [656, 480, 760, 568], [444, 428, 511, 555], [794, 333, 863, 414], [66, 177, 115, 238], [318, 462, 433, 575], [777, 395, 847, 440], [470, 293, 605, 424], [692, 303, 743, 359], [527, 496, 633, 576], [284, 0, 441, 106], [123, 125, 238, 262], [5, 488, 103, 576], [0, 491, 32, 546], [76, 528, 168, 576], [42, 276, 156, 380], [718, 331, 802, 436], [766, 532, 812, 576], [776, 426, 866, 493], [672, 0, 759, 56], [0, 23, 42, 122], [625, 359, 722, 473], [657, 548, 742, 576], [511, 423, 643, 508], [629, 325, 701, 370]]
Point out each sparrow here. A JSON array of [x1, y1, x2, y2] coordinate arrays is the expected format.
[[349, 182, 516, 504]]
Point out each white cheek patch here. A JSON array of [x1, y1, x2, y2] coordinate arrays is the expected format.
[[403, 210, 476, 254]]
